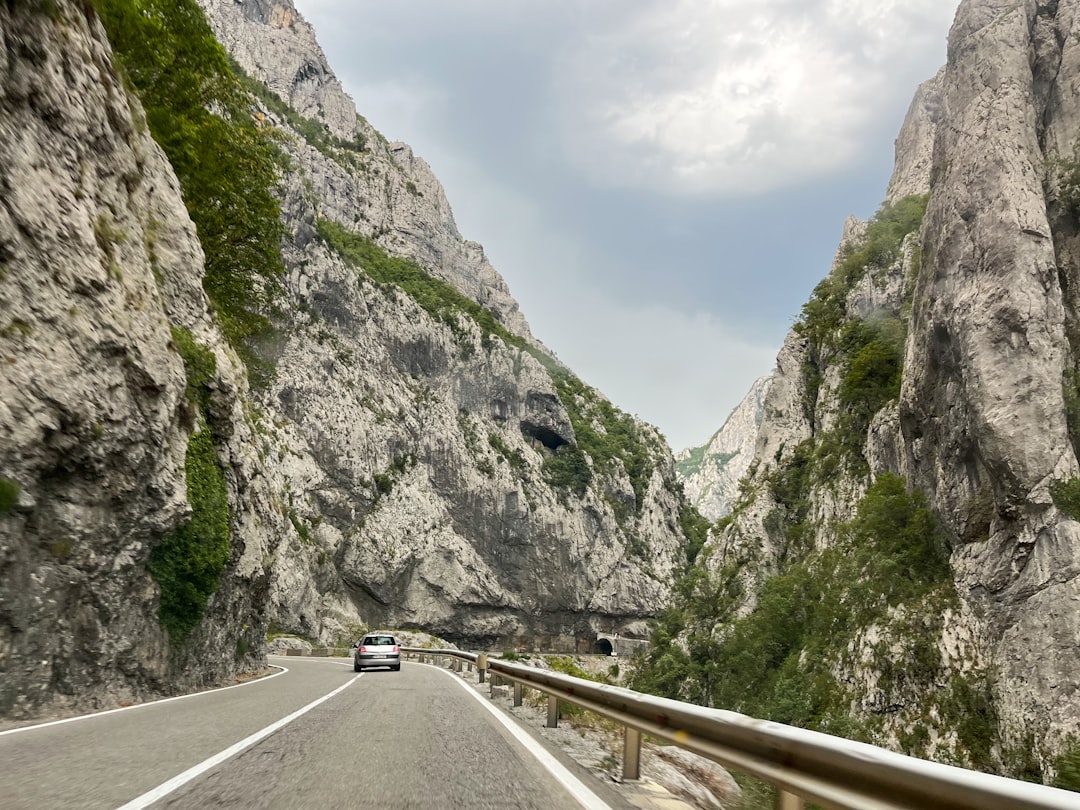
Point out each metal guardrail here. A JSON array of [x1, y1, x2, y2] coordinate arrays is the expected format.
[[402, 647, 1080, 810]]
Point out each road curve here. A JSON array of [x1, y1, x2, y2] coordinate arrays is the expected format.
[[0, 656, 629, 809]]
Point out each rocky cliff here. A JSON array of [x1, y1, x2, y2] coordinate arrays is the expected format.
[[0, 0, 692, 719], [676, 376, 772, 521], [636, 0, 1080, 785]]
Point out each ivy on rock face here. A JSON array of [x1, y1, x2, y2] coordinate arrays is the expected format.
[[148, 418, 231, 644], [92, 0, 286, 380]]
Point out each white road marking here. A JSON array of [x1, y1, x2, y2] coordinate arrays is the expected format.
[[0, 665, 289, 738], [428, 664, 613, 810], [115, 673, 363, 809]]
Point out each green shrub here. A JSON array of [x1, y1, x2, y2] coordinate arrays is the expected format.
[[92, 0, 286, 381], [1063, 371, 1080, 459], [542, 445, 591, 496], [489, 434, 527, 471], [795, 194, 927, 418], [839, 318, 904, 415], [149, 419, 231, 644], [170, 326, 216, 409], [679, 504, 712, 564], [633, 474, 952, 735], [1054, 738, 1080, 792], [0, 477, 19, 513], [1051, 478, 1080, 522]]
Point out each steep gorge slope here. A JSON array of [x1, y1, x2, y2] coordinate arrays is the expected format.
[[637, 0, 1080, 784], [0, 0, 694, 718], [676, 375, 772, 521]]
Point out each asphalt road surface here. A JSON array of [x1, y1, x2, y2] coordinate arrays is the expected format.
[[0, 656, 630, 809]]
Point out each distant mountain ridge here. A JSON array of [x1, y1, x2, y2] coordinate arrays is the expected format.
[[676, 376, 772, 520]]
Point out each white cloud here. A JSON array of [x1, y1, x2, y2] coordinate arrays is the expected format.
[[552, 0, 956, 194], [530, 277, 780, 452]]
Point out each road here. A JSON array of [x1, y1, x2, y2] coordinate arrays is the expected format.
[[0, 656, 629, 809]]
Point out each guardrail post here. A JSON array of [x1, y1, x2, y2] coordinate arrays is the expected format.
[[622, 727, 641, 781], [513, 682, 523, 707], [477, 654, 488, 683], [546, 695, 559, 728], [776, 791, 804, 810]]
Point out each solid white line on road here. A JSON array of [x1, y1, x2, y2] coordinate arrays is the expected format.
[[429, 664, 612, 810], [0, 665, 289, 738], [115, 673, 363, 810]]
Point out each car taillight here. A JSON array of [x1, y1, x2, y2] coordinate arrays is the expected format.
[[392, 645, 399, 652], [359, 646, 368, 652]]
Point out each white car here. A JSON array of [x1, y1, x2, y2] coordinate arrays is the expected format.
[[353, 633, 401, 672]]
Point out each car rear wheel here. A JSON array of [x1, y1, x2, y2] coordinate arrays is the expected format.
[[354, 663, 361, 672], [393, 665, 401, 671]]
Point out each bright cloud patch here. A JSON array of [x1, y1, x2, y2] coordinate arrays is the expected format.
[[554, 0, 955, 194]]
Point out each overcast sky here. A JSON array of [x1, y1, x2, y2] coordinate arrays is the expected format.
[[291, 1, 957, 451]]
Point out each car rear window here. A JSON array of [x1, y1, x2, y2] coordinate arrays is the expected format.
[[364, 636, 395, 646]]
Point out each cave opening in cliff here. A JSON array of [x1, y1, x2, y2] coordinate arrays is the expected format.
[[520, 422, 567, 451]]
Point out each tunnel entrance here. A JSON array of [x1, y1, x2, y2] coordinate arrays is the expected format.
[[593, 637, 614, 656]]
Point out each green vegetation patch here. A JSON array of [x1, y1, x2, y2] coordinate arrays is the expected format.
[[317, 218, 506, 342], [795, 194, 927, 425], [1054, 737, 1080, 792], [633, 474, 953, 734], [549, 372, 656, 512], [488, 433, 527, 472], [231, 60, 368, 169], [170, 326, 216, 410], [679, 503, 712, 565], [541, 444, 591, 496], [0, 477, 20, 513], [148, 419, 230, 644], [1051, 477, 1080, 522], [318, 218, 662, 516], [92, 0, 286, 382]]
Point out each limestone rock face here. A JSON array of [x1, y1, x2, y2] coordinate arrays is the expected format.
[[900, 0, 1080, 755], [190, 0, 686, 649], [0, 2, 279, 716], [886, 69, 945, 205], [700, 0, 1080, 771], [0, 0, 687, 719], [676, 376, 772, 521], [197, 0, 532, 341]]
